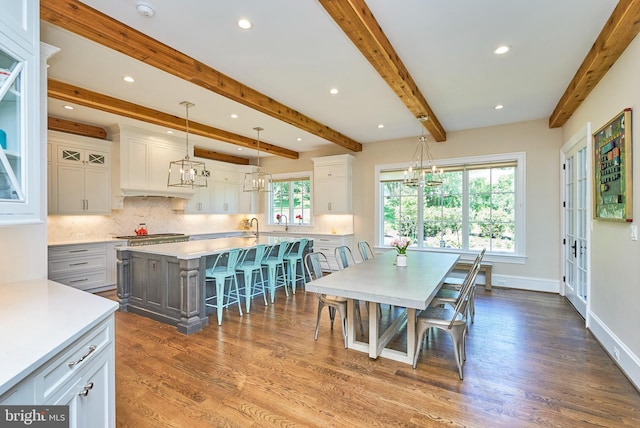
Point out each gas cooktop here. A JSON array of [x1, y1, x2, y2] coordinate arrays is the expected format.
[[115, 233, 189, 246]]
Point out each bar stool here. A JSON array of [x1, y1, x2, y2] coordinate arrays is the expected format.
[[284, 238, 308, 294], [261, 241, 289, 303], [235, 244, 268, 313], [205, 248, 243, 325]]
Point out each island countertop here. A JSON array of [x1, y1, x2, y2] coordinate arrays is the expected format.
[[116, 235, 309, 259]]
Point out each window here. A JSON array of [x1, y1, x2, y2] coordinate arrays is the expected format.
[[270, 175, 311, 225], [378, 153, 525, 257]]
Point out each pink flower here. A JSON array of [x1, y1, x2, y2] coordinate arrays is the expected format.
[[296, 214, 302, 220], [389, 237, 411, 254]]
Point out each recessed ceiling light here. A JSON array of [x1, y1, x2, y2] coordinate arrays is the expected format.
[[329, 88, 339, 95], [123, 76, 135, 83], [296, 137, 302, 142], [494, 104, 504, 110], [63, 105, 74, 110], [238, 18, 252, 30], [378, 124, 384, 129], [493, 45, 510, 55], [136, 1, 155, 18], [230, 113, 238, 119], [166, 130, 173, 134], [237, 147, 243, 151]]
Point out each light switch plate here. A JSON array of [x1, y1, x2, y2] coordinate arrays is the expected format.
[[631, 225, 638, 241]]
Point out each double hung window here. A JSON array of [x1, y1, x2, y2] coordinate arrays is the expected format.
[[270, 175, 311, 225]]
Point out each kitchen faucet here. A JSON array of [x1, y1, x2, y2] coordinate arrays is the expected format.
[[249, 217, 259, 237], [280, 214, 288, 232]]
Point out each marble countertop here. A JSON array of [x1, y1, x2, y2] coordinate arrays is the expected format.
[[117, 236, 310, 260], [48, 237, 129, 246], [0, 279, 119, 396]]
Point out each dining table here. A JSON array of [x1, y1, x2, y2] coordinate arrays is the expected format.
[[305, 250, 460, 364]]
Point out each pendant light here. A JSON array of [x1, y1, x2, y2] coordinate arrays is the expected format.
[[167, 101, 209, 188], [404, 116, 443, 187], [243, 126, 273, 192]]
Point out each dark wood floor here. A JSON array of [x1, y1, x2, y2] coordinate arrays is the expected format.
[[103, 286, 640, 427]]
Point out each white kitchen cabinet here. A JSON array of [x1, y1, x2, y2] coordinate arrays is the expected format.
[[310, 234, 354, 272], [48, 243, 111, 293], [0, 1, 41, 224], [48, 133, 111, 215], [212, 168, 238, 213], [312, 155, 353, 214]]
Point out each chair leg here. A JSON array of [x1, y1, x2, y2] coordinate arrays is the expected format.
[[449, 325, 467, 380], [243, 271, 252, 313], [354, 300, 364, 335], [413, 324, 429, 368], [258, 268, 268, 305], [268, 266, 276, 303], [337, 305, 348, 348], [314, 302, 324, 341], [233, 276, 243, 316], [216, 280, 224, 326]]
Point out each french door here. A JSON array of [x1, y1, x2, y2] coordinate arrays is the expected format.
[[562, 126, 590, 319]]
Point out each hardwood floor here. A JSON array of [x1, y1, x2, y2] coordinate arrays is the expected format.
[[103, 287, 640, 427]]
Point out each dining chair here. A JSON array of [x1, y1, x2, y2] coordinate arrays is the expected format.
[[304, 252, 348, 348], [334, 245, 357, 269], [413, 261, 480, 379], [357, 240, 375, 261], [261, 241, 289, 303], [235, 244, 268, 313], [435, 248, 486, 323], [283, 238, 308, 294], [205, 248, 243, 326]]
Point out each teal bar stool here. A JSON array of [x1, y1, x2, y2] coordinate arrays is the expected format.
[[235, 244, 268, 313], [284, 238, 308, 294], [261, 241, 289, 303], [205, 248, 243, 325]]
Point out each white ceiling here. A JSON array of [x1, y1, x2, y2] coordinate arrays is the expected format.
[[42, 0, 619, 158]]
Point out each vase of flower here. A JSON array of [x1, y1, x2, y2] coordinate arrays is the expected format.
[[389, 237, 411, 267], [396, 254, 407, 267]]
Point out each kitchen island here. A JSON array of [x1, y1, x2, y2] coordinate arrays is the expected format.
[[116, 236, 311, 334]]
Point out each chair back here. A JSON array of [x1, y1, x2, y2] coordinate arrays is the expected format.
[[287, 238, 308, 258], [263, 241, 288, 263], [238, 244, 267, 268], [448, 262, 481, 329], [358, 240, 375, 261], [334, 245, 356, 270], [210, 248, 242, 275], [304, 252, 329, 281]]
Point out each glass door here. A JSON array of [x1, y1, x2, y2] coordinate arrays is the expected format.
[[563, 132, 589, 319], [0, 48, 24, 201]]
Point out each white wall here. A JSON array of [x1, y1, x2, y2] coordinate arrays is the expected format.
[[563, 34, 640, 387], [262, 119, 564, 289]]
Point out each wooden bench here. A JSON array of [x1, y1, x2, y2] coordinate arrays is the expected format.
[[447, 261, 493, 290]]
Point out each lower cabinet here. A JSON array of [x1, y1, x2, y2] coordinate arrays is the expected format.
[[311, 235, 354, 271], [0, 316, 115, 428], [48, 242, 123, 292]]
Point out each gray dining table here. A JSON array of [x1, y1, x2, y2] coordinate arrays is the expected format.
[[305, 250, 459, 364]]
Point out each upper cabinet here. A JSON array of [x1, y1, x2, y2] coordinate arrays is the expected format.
[[48, 131, 111, 215], [0, 1, 42, 224], [312, 154, 354, 214]]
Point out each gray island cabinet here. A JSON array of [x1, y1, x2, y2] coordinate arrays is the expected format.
[[116, 236, 311, 334]]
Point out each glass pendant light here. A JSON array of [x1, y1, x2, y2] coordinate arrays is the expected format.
[[243, 126, 273, 192], [167, 101, 209, 188]]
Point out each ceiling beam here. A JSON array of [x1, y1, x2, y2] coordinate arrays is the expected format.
[[48, 116, 108, 139], [318, 0, 446, 142], [549, 0, 640, 128], [193, 147, 250, 165], [40, 0, 362, 152], [48, 79, 299, 159]]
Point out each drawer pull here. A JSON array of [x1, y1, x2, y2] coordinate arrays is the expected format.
[[69, 262, 89, 266], [68, 345, 96, 368], [78, 382, 94, 397], [69, 249, 89, 253], [69, 278, 89, 283]]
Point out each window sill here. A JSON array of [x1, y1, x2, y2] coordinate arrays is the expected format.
[[376, 246, 526, 265]]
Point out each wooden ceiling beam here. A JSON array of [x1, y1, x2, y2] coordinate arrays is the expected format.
[[318, 0, 446, 142], [193, 147, 250, 165], [40, 0, 362, 152], [48, 79, 299, 160], [549, 0, 640, 128], [47, 116, 107, 139]]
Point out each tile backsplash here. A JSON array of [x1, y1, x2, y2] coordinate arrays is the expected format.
[[48, 197, 353, 242]]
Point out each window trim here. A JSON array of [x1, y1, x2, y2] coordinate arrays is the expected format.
[[268, 171, 313, 226], [375, 152, 526, 264]]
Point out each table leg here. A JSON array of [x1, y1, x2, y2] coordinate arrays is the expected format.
[[368, 301, 380, 359], [347, 299, 356, 349], [406, 308, 416, 364]]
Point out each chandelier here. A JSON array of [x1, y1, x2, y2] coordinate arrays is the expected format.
[[404, 117, 443, 187], [243, 127, 273, 192], [167, 101, 209, 188]]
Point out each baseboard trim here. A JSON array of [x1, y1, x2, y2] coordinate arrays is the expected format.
[[491, 274, 559, 293], [588, 312, 640, 391]]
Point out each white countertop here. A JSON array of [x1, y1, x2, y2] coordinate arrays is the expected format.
[[117, 235, 310, 259], [48, 237, 128, 246], [0, 279, 119, 396]]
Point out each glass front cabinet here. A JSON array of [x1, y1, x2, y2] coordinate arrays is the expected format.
[[0, 1, 41, 224]]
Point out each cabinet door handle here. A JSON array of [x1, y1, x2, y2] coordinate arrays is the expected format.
[[68, 345, 97, 368], [69, 278, 89, 283], [78, 382, 94, 397], [69, 262, 88, 266], [69, 249, 89, 253]]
